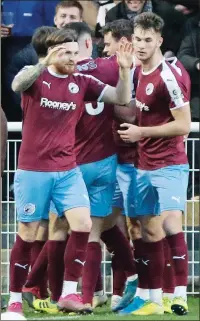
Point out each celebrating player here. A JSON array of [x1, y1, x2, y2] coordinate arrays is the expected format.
[[119, 12, 191, 315], [8, 28, 133, 316]]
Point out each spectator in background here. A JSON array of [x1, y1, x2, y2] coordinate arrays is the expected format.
[[178, 13, 200, 122], [54, 0, 83, 28], [178, 13, 200, 198], [105, 0, 186, 56], [1, 0, 86, 122], [95, 0, 117, 38], [1, 0, 60, 122]]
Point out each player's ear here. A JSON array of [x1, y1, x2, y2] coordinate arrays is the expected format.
[[47, 46, 53, 53], [158, 36, 163, 48], [54, 15, 57, 26], [121, 36, 128, 45], [85, 39, 89, 49]]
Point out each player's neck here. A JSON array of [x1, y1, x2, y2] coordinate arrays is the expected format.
[[141, 52, 163, 74], [77, 46, 92, 62], [48, 65, 68, 76]]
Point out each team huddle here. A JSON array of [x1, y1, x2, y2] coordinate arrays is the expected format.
[[6, 12, 191, 318]]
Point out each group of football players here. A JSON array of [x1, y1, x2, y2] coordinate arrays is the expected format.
[[6, 12, 191, 318]]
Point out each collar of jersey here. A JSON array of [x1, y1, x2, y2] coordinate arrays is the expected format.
[[47, 67, 69, 78], [142, 58, 164, 75]]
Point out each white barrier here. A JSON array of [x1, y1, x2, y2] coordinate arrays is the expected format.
[[7, 121, 200, 132], [1, 124, 199, 295]]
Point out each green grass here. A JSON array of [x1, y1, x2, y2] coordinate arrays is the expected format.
[[18, 296, 199, 320]]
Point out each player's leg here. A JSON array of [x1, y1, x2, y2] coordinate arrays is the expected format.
[[112, 166, 148, 315], [162, 237, 175, 314], [157, 164, 189, 315], [23, 220, 49, 296], [110, 183, 127, 310], [93, 266, 106, 308], [128, 168, 165, 316], [22, 219, 49, 307], [33, 210, 69, 314], [105, 164, 138, 312], [82, 217, 105, 309], [52, 167, 92, 312], [119, 218, 151, 315], [81, 155, 117, 309], [8, 169, 52, 315], [47, 212, 69, 303]]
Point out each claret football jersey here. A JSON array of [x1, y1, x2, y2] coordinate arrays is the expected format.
[[134, 57, 191, 170], [74, 56, 118, 165], [17, 67, 108, 171]]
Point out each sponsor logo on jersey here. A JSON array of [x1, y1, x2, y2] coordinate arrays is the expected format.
[[68, 82, 79, 94], [136, 99, 149, 111], [146, 83, 154, 95], [40, 97, 76, 111], [77, 60, 97, 71]]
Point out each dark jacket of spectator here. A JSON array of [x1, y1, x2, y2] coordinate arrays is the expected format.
[[105, 0, 186, 54], [2, 43, 38, 121], [178, 14, 200, 121], [2, 0, 59, 121]]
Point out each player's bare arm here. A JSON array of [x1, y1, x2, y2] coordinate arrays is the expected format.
[[11, 45, 68, 93], [114, 99, 136, 123], [118, 103, 191, 143], [101, 42, 133, 105]]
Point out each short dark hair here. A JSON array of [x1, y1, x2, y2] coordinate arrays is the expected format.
[[102, 19, 133, 42], [45, 29, 78, 49], [134, 12, 164, 34], [31, 26, 57, 57], [55, 0, 83, 18], [65, 22, 92, 39]]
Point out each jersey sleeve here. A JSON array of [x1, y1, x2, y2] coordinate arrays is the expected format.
[[160, 65, 191, 110], [84, 75, 109, 102]]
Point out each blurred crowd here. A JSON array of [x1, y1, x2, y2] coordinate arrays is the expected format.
[[1, 0, 199, 123]]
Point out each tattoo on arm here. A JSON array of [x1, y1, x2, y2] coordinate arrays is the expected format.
[[11, 62, 46, 93]]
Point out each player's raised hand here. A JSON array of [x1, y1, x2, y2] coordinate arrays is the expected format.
[[118, 123, 142, 143], [43, 45, 69, 66], [116, 42, 134, 69]]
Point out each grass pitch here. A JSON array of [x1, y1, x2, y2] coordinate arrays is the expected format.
[[21, 296, 199, 320]]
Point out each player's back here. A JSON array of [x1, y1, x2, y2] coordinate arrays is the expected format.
[[75, 56, 118, 165]]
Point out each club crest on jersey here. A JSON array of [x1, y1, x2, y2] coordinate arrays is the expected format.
[[24, 203, 35, 215], [146, 83, 154, 95], [68, 82, 79, 94]]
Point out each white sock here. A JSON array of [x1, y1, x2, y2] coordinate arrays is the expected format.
[[174, 286, 187, 301], [94, 290, 103, 296], [163, 292, 174, 300], [127, 274, 138, 282], [135, 288, 150, 301], [9, 292, 22, 305], [150, 289, 162, 306], [61, 281, 78, 297]]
